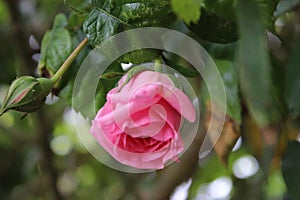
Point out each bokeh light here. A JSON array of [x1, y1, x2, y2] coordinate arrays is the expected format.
[[232, 155, 259, 179], [50, 135, 73, 156]]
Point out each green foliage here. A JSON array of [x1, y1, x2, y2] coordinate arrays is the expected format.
[[203, 0, 235, 21], [38, 14, 73, 76], [1, 0, 300, 199], [236, 0, 283, 127], [255, 0, 279, 30], [187, 0, 237, 43], [64, 0, 92, 16], [162, 53, 200, 77], [201, 59, 241, 124], [83, 8, 127, 47], [82, 0, 175, 64], [285, 40, 300, 118], [57, 31, 91, 106], [171, 0, 203, 24], [83, 0, 174, 47], [188, 9, 238, 43], [95, 62, 124, 110], [282, 141, 300, 200]]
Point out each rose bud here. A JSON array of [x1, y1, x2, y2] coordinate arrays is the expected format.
[[0, 76, 53, 116], [90, 70, 196, 169]]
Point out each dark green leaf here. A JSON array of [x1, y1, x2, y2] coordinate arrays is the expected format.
[[83, 0, 175, 63], [83, 0, 174, 47], [162, 53, 200, 77], [282, 141, 300, 200], [236, 0, 282, 127], [187, 0, 238, 43], [203, 0, 235, 21], [203, 42, 237, 60], [275, 0, 300, 17], [201, 59, 241, 124], [170, 0, 203, 24], [82, 8, 127, 47], [118, 49, 161, 64], [285, 41, 300, 118], [188, 9, 238, 43]]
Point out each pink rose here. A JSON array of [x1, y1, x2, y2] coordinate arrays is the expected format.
[[90, 70, 196, 169]]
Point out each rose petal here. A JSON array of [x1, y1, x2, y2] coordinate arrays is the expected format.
[[90, 119, 184, 169]]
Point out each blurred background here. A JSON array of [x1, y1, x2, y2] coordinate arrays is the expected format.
[[0, 0, 299, 200]]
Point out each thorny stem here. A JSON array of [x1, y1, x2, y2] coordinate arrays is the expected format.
[[51, 38, 88, 85]]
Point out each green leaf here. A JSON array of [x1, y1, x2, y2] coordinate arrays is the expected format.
[[275, 0, 300, 17], [201, 59, 241, 124], [38, 14, 72, 76], [255, 0, 279, 30], [236, 0, 282, 127], [83, 0, 174, 47], [282, 141, 300, 200], [83, 8, 126, 47], [217, 60, 241, 124], [188, 10, 238, 43], [171, 0, 203, 24], [186, 0, 238, 43], [58, 31, 91, 106], [64, 0, 91, 16], [285, 41, 300, 118], [162, 53, 200, 77], [203, 0, 235, 21], [95, 62, 124, 110], [202, 41, 237, 60], [72, 62, 124, 119], [53, 13, 68, 29], [83, 0, 175, 63]]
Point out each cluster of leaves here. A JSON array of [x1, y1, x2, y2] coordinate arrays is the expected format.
[[1, 0, 300, 199]]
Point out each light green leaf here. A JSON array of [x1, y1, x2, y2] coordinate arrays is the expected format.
[[236, 0, 283, 127], [53, 13, 68, 29], [38, 14, 72, 76], [171, 0, 203, 24]]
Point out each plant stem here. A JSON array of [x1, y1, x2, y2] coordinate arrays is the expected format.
[[154, 57, 162, 72], [51, 38, 88, 84]]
